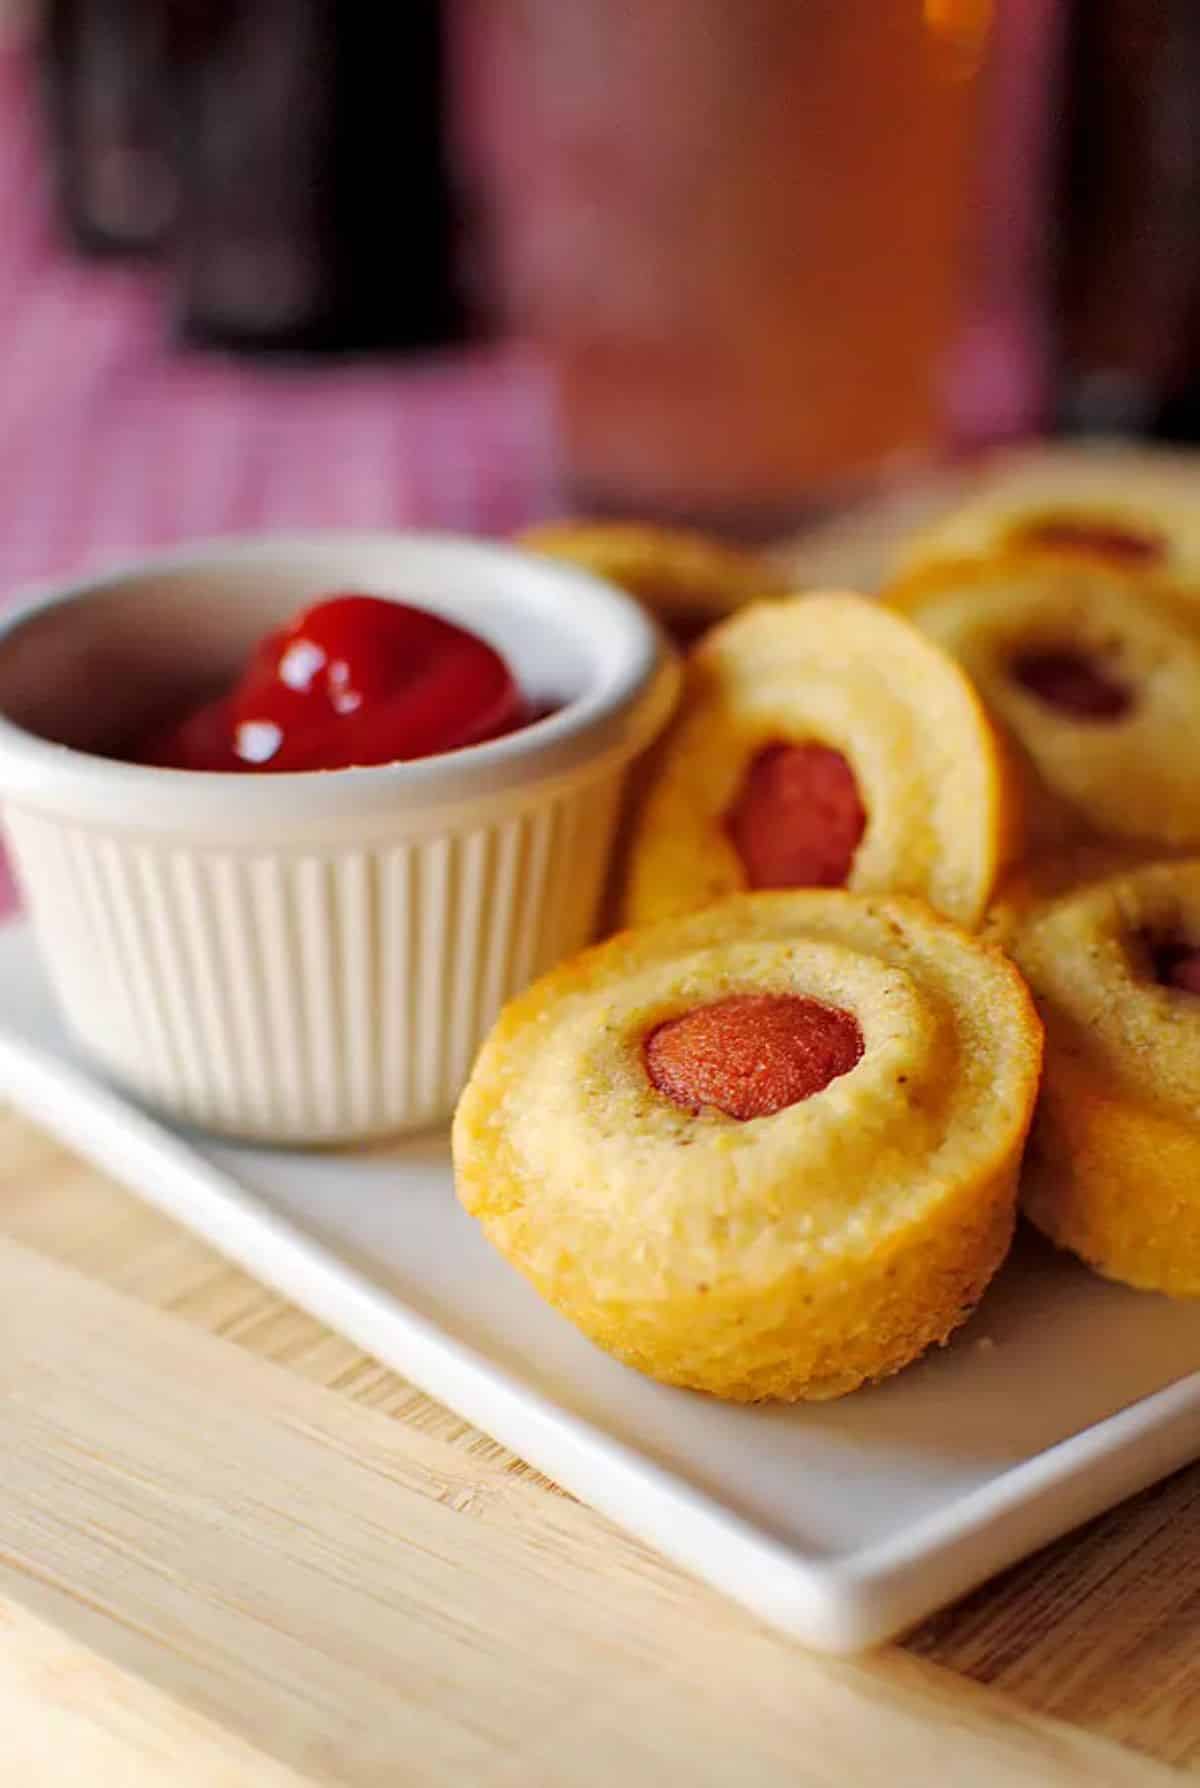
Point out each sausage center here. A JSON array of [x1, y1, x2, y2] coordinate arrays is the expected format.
[[644, 993, 864, 1120]]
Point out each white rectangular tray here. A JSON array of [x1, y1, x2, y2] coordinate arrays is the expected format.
[[3, 914, 1200, 1652]]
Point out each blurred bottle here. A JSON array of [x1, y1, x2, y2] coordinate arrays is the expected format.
[[944, 0, 1066, 448], [453, 0, 992, 531], [169, 0, 471, 355], [41, 0, 472, 354], [1055, 0, 1200, 438], [41, 0, 176, 256]]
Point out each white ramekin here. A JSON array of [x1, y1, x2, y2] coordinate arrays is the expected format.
[[0, 533, 678, 1143]]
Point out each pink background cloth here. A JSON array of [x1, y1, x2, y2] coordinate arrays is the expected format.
[[0, 46, 562, 918]]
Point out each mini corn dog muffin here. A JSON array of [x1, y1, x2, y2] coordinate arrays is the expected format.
[[453, 891, 1042, 1401], [887, 555, 1200, 853], [1010, 859, 1200, 1297], [622, 593, 1021, 930], [897, 443, 1200, 584], [517, 519, 790, 642]]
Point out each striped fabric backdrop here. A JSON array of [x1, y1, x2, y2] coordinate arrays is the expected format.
[[0, 45, 561, 917]]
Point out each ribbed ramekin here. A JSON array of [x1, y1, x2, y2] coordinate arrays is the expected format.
[[0, 533, 678, 1142]]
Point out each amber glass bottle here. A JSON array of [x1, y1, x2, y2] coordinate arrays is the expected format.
[[454, 0, 992, 529]]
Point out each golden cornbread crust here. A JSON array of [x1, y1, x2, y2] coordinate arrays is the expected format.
[[886, 555, 1200, 853], [897, 444, 1200, 588], [1011, 860, 1200, 1296], [517, 519, 790, 627], [621, 594, 1022, 930], [452, 892, 1043, 1401]]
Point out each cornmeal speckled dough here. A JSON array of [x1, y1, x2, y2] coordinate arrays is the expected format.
[[453, 891, 1043, 1402], [897, 442, 1200, 586], [517, 519, 790, 637], [1011, 860, 1200, 1298], [621, 593, 1022, 931], [886, 555, 1200, 853]]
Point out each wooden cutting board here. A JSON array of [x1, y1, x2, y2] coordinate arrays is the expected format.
[[4, 457, 1200, 1785], [4, 1104, 1199, 1787], [0, 1108, 1194, 1780]]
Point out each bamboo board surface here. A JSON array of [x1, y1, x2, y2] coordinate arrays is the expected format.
[[3, 1106, 1200, 1786]]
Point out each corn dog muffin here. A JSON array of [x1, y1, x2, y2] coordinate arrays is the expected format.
[[518, 519, 789, 642], [453, 891, 1042, 1402], [898, 444, 1200, 583], [887, 554, 1200, 853], [622, 593, 1021, 930], [1010, 859, 1200, 1296]]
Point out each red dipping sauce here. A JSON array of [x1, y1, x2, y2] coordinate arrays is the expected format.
[[138, 594, 535, 773]]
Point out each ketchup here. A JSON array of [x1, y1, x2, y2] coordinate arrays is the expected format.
[[138, 594, 531, 773]]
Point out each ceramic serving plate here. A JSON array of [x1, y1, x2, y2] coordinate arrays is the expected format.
[[3, 914, 1200, 1653]]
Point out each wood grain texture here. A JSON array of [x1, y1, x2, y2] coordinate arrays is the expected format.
[[0, 1600, 310, 1788], [0, 1191, 1178, 1788], [1, 1111, 1198, 1781]]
